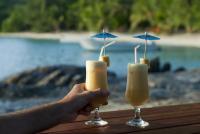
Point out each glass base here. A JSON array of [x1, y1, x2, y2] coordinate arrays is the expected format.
[[85, 119, 108, 126], [126, 118, 149, 128]]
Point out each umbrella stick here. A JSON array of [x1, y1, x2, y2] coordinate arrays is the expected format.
[[103, 38, 106, 56], [144, 39, 147, 59]]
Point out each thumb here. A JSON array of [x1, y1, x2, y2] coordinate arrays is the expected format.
[[81, 89, 109, 101]]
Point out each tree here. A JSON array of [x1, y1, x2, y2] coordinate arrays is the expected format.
[[1, 0, 200, 33], [0, 0, 25, 31]]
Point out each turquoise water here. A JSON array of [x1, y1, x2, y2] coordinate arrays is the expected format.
[[0, 37, 200, 79]]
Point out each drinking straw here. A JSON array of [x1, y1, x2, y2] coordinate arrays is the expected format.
[[134, 45, 140, 64], [99, 41, 116, 58]]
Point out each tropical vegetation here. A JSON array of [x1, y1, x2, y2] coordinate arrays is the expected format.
[[0, 0, 200, 33]]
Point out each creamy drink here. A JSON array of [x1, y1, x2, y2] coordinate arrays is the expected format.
[[85, 60, 108, 107], [85, 60, 109, 126], [125, 63, 149, 128], [125, 63, 149, 106]]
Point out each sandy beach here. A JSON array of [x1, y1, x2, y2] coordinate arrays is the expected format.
[[1, 32, 200, 47]]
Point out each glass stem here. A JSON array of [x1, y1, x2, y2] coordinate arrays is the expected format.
[[94, 108, 101, 121], [134, 107, 141, 121]]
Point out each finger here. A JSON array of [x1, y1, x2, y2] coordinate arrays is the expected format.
[[80, 83, 85, 90], [79, 105, 93, 116], [79, 110, 91, 116], [84, 105, 95, 112], [80, 104, 94, 113], [73, 83, 85, 93], [82, 89, 109, 101]]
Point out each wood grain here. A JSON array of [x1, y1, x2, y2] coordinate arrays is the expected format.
[[39, 103, 200, 134]]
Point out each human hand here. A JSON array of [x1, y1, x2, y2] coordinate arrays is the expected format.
[[58, 83, 109, 122]]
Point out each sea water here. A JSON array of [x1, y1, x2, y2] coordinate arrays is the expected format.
[[0, 37, 200, 80]]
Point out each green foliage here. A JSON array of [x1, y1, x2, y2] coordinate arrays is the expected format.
[[2, 0, 74, 32], [0, 0, 26, 31], [130, 0, 200, 33], [68, 0, 133, 31], [0, 0, 200, 33]]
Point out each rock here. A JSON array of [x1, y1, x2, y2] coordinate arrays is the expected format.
[[151, 90, 170, 100], [0, 82, 7, 89], [148, 57, 173, 73], [55, 74, 72, 86], [174, 67, 186, 72], [0, 65, 117, 99], [108, 72, 117, 83], [161, 62, 171, 72], [69, 74, 85, 88], [149, 57, 160, 73], [148, 80, 156, 88], [6, 108, 15, 113], [36, 70, 63, 86], [1, 66, 200, 113], [17, 75, 35, 85], [72, 74, 85, 83], [4, 74, 24, 85]]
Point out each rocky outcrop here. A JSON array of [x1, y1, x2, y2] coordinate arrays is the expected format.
[[149, 57, 183, 73], [174, 67, 186, 72], [0, 66, 200, 114], [108, 68, 200, 103], [148, 70, 200, 101], [149, 57, 161, 73], [0, 65, 117, 99]]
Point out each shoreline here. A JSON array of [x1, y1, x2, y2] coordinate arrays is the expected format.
[[0, 32, 200, 47], [0, 65, 200, 114]]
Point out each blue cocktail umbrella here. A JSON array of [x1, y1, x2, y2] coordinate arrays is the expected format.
[[133, 32, 160, 58], [92, 29, 117, 55], [92, 29, 118, 39], [133, 32, 160, 40]]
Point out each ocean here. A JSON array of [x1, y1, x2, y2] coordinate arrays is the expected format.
[[0, 36, 200, 113], [0, 37, 200, 80]]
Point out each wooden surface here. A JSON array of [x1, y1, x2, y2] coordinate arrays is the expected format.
[[40, 103, 200, 134]]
